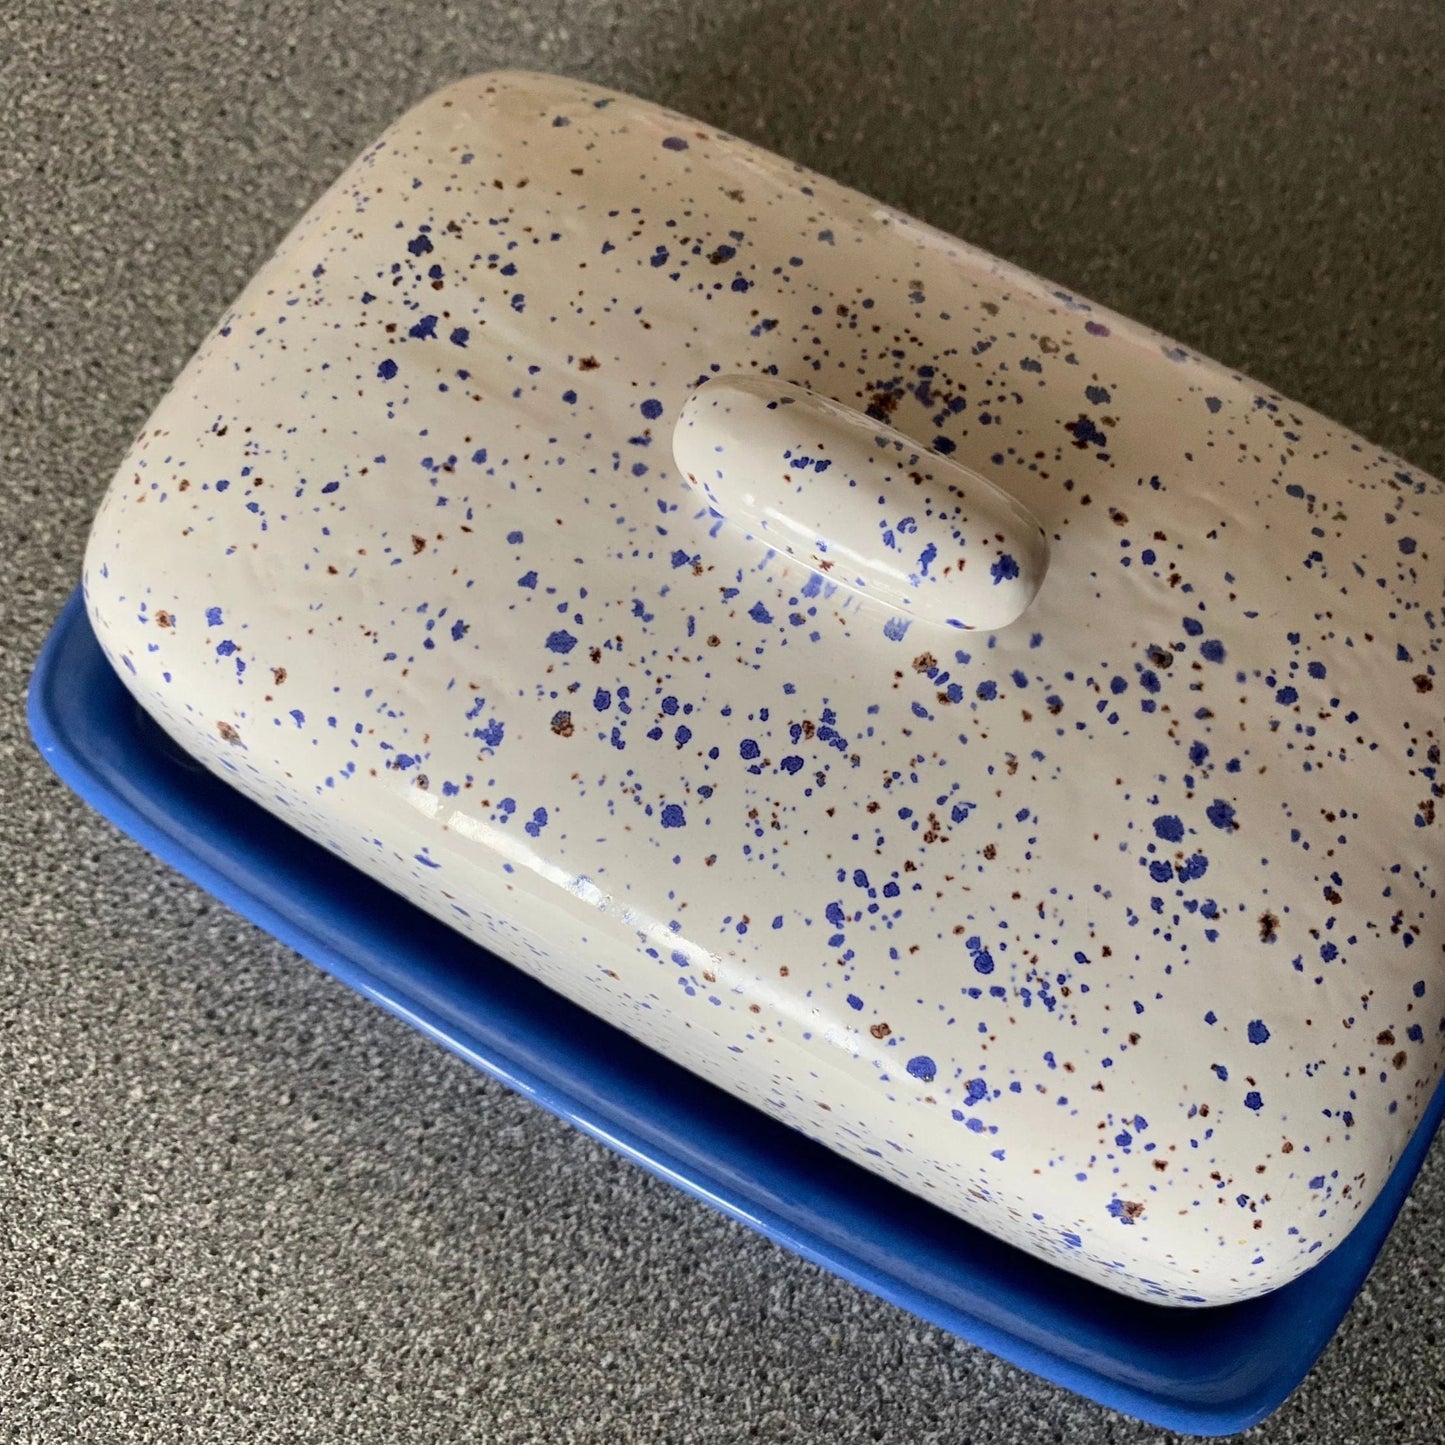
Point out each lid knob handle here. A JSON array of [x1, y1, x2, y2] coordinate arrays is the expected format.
[[674, 376, 1048, 631]]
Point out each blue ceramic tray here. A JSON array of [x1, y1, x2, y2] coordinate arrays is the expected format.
[[29, 588, 1445, 1435]]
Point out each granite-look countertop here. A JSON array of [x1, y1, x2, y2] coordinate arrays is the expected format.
[[4, 3, 1443, 1440]]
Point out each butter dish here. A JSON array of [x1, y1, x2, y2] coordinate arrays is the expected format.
[[39, 67, 1445, 1424]]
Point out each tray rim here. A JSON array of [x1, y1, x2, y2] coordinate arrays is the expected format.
[[28, 586, 1445, 1437]]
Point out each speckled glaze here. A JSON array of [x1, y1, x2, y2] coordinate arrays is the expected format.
[[83, 71, 1445, 1306]]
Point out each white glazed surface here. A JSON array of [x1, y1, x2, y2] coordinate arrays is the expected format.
[[84, 71, 1445, 1305]]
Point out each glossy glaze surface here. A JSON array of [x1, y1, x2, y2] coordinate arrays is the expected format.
[[84, 71, 1445, 1304]]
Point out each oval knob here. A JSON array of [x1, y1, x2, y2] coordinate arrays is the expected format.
[[673, 375, 1048, 631]]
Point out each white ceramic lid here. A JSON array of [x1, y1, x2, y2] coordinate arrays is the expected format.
[[83, 71, 1445, 1305]]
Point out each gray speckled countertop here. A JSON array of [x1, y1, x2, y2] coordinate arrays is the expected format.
[[3, 3, 1444, 1440]]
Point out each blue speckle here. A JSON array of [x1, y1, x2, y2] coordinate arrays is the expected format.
[[377, 358, 399, 380], [1153, 814, 1185, 843], [640, 398, 664, 420], [1176, 853, 1208, 882], [1106, 1198, 1138, 1225], [990, 554, 1020, 585], [545, 630, 578, 655], [1206, 800, 1237, 830], [1247, 1019, 1271, 1045], [906, 1055, 937, 1082]]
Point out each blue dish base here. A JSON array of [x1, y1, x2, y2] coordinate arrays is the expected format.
[[28, 589, 1445, 1436]]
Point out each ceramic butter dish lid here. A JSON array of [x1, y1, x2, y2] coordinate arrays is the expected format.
[[83, 71, 1445, 1307]]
